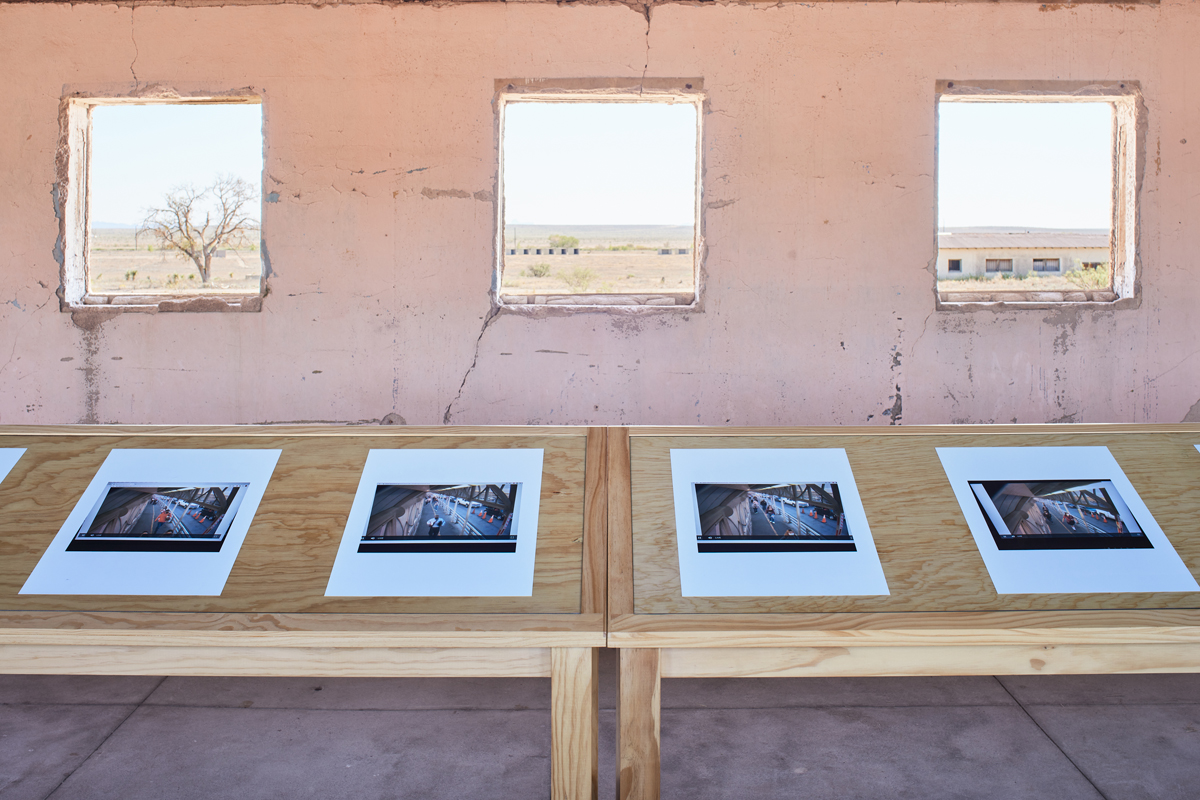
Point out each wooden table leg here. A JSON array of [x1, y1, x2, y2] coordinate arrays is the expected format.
[[552, 646, 599, 800], [617, 648, 660, 800]]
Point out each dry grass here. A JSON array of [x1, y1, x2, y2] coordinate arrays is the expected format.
[[938, 266, 1112, 294], [89, 228, 261, 294], [501, 251, 693, 296]]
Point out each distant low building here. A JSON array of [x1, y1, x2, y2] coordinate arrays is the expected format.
[[937, 228, 1110, 279]]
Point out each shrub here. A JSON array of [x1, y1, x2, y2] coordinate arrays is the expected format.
[[1065, 263, 1111, 290], [548, 235, 579, 249], [560, 266, 598, 293], [524, 263, 552, 278]]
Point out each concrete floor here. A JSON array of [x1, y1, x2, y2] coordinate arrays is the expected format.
[[2, 650, 1199, 799]]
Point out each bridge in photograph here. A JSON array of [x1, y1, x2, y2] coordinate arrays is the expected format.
[[1032, 497, 1124, 536], [986, 481, 1132, 538], [421, 496, 509, 538], [425, 484, 515, 538], [80, 486, 233, 539], [750, 492, 845, 538], [140, 495, 224, 538]]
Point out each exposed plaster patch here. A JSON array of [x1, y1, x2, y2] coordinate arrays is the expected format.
[[608, 314, 646, 336], [1043, 303, 1086, 357], [70, 308, 119, 332], [158, 297, 233, 313], [261, 238, 277, 279], [380, 412, 407, 425], [1183, 399, 1200, 423], [79, 327, 102, 424], [882, 384, 903, 425], [421, 187, 471, 200]]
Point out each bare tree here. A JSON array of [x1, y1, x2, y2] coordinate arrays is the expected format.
[[139, 176, 258, 284]]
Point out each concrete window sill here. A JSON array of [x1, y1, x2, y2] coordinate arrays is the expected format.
[[70, 294, 263, 313], [937, 289, 1137, 311], [500, 293, 694, 307]]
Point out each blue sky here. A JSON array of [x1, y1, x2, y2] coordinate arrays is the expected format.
[[938, 101, 1113, 229], [89, 99, 1112, 232], [89, 103, 263, 226], [503, 102, 698, 226]]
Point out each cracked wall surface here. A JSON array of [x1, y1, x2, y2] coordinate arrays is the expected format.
[[0, 0, 1197, 426]]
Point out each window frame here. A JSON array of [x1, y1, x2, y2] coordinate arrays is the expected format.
[[58, 90, 265, 312], [935, 80, 1144, 309], [493, 78, 705, 310]]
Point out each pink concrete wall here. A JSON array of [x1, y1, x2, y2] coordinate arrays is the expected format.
[[1, 1, 1197, 426]]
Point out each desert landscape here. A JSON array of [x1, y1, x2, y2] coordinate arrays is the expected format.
[[936, 265, 1111, 295], [501, 224, 696, 296], [89, 227, 262, 295]]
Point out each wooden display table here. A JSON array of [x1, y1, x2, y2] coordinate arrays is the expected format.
[[0, 425, 606, 800], [606, 424, 1200, 800]]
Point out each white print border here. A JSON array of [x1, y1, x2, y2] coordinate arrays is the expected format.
[[324, 449, 544, 597], [671, 449, 889, 597], [937, 446, 1199, 594], [20, 449, 281, 596]]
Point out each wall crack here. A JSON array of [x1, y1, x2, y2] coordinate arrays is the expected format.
[[129, 8, 140, 87], [639, 4, 651, 93], [443, 306, 501, 424]]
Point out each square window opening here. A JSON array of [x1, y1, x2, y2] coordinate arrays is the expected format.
[[60, 96, 264, 310], [496, 83, 703, 308], [935, 83, 1141, 305]]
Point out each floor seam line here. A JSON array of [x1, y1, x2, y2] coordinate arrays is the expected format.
[[135, 704, 553, 712], [994, 676, 1112, 800], [38, 676, 167, 800]]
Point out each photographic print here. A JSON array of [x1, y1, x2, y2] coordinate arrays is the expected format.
[[358, 483, 520, 553], [20, 448, 280, 596], [937, 446, 1199, 594], [67, 483, 248, 553], [325, 449, 544, 597], [969, 479, 1150, 551], [694, 483, 856, 552], [671, 449, 889, 597]]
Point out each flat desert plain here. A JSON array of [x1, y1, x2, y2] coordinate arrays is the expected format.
[[89, 227, 262, 295], [501, 224, 695, 296]]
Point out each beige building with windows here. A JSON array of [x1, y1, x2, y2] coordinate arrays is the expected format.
[[937, 229, 1110, 279]]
